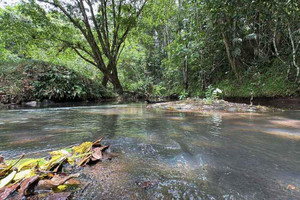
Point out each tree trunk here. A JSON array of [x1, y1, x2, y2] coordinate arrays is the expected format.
[[101, 75, 109, 88], [288, 25, 299, 82], [107, 61, 123, 95], [183, 55, 188, 90], [222, 32, 240, 81], [109, 72, 123, 95]]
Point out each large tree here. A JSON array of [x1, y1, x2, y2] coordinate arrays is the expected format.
[[34, 0, 147, 94]]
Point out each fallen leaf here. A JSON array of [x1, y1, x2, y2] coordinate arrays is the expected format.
[[0, 137, 111, 199], [17, 158, 41, 171], [0, 154, 25, 175], [65, 179, 81, 185], [0, 182, 20, 200], [0, 155, 4, 164], [56, 184, 68, 192], [42, 155, 66, 171], [18, 175, 39, 198], [77, 155, 92, 167], [92, 137, 103, 147], [0, 171, 17, 189], [13, 169, 36, 182], [287, 184, 296, 190], [50, 149, 72, 157], [73, 142, 92, 154], [92, 147, 103, 160], [37, 174, 79, 190]]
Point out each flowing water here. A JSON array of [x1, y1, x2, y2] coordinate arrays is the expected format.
[[1, 104, 300, 199]]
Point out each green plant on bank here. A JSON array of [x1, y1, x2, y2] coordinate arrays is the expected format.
[[31, 64, 107, 101], [179, 90, 189, 100], [215, 65, 299, 98], [152, 84, 167, 96], [204, 85, 223, 104], [0, 60, 109, 104]]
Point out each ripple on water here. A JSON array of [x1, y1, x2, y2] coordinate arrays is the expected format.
[[261, 128, 300, 140], [1, 104, 300, 199]]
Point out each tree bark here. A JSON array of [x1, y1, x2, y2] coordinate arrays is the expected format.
[[222, 32, 240, 81], [109, 71, 123, 95], [37, 0, 147, 96], [101, 76, 109, 88], [183, 55, 188, 90], [288, 25, 299, 82]]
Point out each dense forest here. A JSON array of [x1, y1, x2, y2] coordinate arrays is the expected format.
[[0, 0, 299, 103]]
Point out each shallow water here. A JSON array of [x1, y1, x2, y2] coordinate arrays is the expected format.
[[1, 104, 300, 199]]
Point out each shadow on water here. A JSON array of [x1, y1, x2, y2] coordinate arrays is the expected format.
[[1, 104, 300, 199]]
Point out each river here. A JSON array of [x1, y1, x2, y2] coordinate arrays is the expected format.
[[0, 103, 300, 199]]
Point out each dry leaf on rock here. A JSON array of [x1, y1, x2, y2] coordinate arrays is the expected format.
[[18, 175, 39, 198], [37, 174, 79, 190], [0, 182, 20, 200]]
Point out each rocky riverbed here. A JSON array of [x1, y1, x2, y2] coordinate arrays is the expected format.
[[147, 99, 276, 113]]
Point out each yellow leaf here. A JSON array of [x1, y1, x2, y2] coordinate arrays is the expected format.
[[56, 184, 68, 191], [72, 142, 92, 154], [17, 159, 40, 171], [40, 155, 66, 171], [13, 169, 36, 181], [50, 149, 71, 157]]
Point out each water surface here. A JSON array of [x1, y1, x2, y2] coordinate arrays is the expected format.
[[1, 104, 300, 199]]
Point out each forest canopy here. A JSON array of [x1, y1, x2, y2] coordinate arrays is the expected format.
[[0, 0, 299, 101]]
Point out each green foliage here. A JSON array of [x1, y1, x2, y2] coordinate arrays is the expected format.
[[204, 85, 223, 104], [1, 0, 300, 100], [152, 84, 167, 96], [0, 60, 107, 104], [31, 63, 106, 101], [179, 90, 188, 100], [216, 67, 299, 98]]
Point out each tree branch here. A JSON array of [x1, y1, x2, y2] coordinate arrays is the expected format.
[[85, 0, 109, 57], [73, 48, 97, 66]]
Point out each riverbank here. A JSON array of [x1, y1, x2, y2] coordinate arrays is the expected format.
[[225, 97, 300, 110], [0, 60, 109, 105]]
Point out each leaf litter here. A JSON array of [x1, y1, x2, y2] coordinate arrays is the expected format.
[[0, 137, 114, 199]]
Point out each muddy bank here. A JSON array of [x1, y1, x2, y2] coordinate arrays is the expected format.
[[147, 99, 275, 113]]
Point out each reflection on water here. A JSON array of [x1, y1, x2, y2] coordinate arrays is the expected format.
[[1, 104, 300, 199]]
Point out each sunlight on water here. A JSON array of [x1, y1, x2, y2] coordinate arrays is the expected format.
[[1, 104, 300, 199]]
